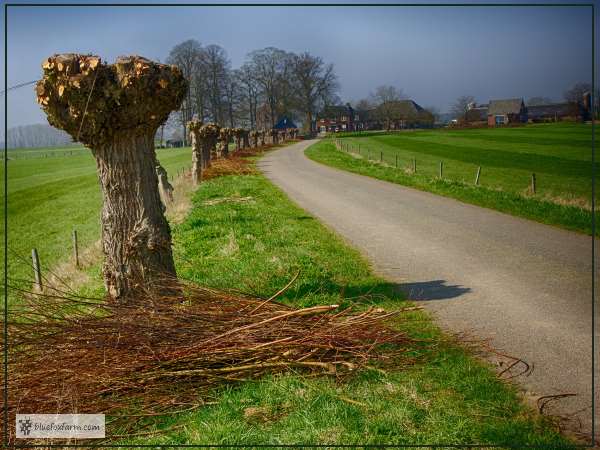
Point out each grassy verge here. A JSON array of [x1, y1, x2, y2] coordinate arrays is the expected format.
[[2, 145, 192, 303], [119, 167, 572, 447], [306, 139, 596, 235]]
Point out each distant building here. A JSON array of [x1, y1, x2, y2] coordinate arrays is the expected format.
[[166, 139, 183, 148], [527, 93, 592, 122], [273, 116, 298, 130], [465, 102, 489, 124], [316, 104, 357, 133], [316, 100, 433, 132], [375, 100, 434, 129], [487, 98, 527, 126]]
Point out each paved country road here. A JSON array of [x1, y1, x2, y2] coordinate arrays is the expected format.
[[259, 139, 598, 443]]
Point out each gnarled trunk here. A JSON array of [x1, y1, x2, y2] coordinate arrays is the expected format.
[[92, 132, 176, 299], [190, 130, 202, 185], [220, 140, 229, 158], [201, 137, 215, 169], [36, 53, 186, 301]]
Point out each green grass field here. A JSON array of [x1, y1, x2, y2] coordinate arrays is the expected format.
[[1, 144, 576, 446], [307, 123, 596, 235], [2, 145, 193, 301], [121, 172, 572, 447]]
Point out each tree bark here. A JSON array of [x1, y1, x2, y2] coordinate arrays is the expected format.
[[91, 132, 176, 300], [190, 130, 202, 185], [201, 137, 215, 169]]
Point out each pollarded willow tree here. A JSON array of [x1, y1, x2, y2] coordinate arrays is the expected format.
[[188, 118, 204, 185], [219, 127, 232, 157], [199, 123, 221, 169], [189, 120, 220, 184], [233, 128, 244, 152], [242, 129, 250, 149], [250, 130, 259, 148], [36, 54, 187, 300]]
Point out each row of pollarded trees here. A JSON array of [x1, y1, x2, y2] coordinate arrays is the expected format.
[[36, 52, 300, 301], [187, 120, 298, 184]]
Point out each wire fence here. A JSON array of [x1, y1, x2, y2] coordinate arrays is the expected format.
[[332, 137, 539, 194]]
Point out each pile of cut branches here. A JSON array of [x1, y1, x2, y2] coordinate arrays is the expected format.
[[203, 155, 257, 179], [3, 276, 417, 442]]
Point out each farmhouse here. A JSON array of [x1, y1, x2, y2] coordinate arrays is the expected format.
[[377, 100, 435, 129], [316, 99, 433, 132], [527, 94, 592, 122], [487, 98, 527, 127], [316, 104, 358, 132], [487, 98, 527, 126]]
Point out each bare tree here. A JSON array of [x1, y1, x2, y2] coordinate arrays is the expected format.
[[352, 98, 375, 111], [36, 54, 187, 300], [424, 106, 441, 123], [564, 82, 599, 116], [247, 47, 290, 128], [290, 52, 339, 132], [236, 64, 260, 128], [167, 39, 203, 145], [224, 70, 242, 128], [564, 82, 592, 103], [450, 95, 476, 121], [371, 85, 407, 130], [200, 44, 230, 125]]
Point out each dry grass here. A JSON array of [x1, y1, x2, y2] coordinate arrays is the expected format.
[[4, 276, 418, 444]]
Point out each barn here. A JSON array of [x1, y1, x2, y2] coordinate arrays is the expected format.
[[487, 98, 527, 126]]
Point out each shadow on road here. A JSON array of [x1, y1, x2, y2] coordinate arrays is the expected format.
[[399, 280, 471, 301]]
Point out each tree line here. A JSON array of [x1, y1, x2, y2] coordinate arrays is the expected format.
[[164, 39, 340, 144], [2, 123, 73, 149]]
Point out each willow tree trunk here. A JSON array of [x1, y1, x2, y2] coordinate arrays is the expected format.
[[36, 54, 186, 301], [201, 138, 215, 169], [191, 132, 202, 185], [221, 141, 229, 158], [242, 131, 250, 149], [92, 132, 176, 299]]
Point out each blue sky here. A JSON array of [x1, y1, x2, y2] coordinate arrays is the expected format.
[[1, 1, 595, 130]]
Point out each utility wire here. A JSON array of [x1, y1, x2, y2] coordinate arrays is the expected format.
[[0, 79, 39, 95]]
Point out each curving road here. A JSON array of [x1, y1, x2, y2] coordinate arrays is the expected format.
[[258, 139, 598, 442]]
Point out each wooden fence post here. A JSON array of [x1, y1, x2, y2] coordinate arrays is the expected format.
[[413, 158, 416, 173], [439, 161, 443, 178], [32, 248, 42, 292], [380, 151, 383, 162], [395, 154, 398, 168], [475, 166, 481, 185], [72, 229, 79, 268], [531, 173, 536, 194]]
